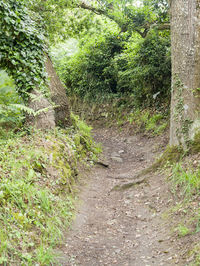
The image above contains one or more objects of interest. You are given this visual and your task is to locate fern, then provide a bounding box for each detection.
[0,71,55,128]
[9,104,36,116]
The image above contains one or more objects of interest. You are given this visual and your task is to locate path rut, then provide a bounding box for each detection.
[58,128,182,266]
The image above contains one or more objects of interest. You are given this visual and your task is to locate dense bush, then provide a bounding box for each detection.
[55,29,171,107]
[55,30,124,101]
[117,31,171,106]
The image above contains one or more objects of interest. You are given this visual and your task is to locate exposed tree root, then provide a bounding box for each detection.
[112,146,184,191]
[111,176,149,191]
[111,164,156,191]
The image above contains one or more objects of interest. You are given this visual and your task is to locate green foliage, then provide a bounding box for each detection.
[0,71,47,129]
[117,31,171,106]
[26,0,75,43]
[167,159,200,263]
[127,109,168,135]
[55,29,171,107]
[0,0,46,99]
[71,112,92,136]
[0,71,24,127]
[56,30,123,100]
[144,0,169,22]
[170,164,200,198]
[70,113,102,160]
[71,0,169,38]
[176,224,190,237]
[145,113,167,134]
[190,131,200,154]
[0,121,100,264]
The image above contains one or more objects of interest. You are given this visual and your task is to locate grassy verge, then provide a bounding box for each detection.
[70,95,169,136]
[160,134,200,264]
[0,114,101,265]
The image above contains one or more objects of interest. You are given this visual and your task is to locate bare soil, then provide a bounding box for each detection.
[58,128,195,265]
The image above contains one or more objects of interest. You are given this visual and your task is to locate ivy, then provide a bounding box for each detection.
[0,0,47,100]
[173,75,193,145]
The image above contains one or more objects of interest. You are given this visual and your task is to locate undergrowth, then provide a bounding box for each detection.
[0,114,100,265]
[70,95,169,136]
[163,132,200,264]
[0,70,24,128]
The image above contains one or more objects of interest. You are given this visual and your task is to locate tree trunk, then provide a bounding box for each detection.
[45,54,71,126]
[170,0,200,146]
[28,89,56,129]
[28,55,71,129]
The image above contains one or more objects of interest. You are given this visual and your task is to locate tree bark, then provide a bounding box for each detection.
[170,0,200,146]
[45,54,71,126]
[28,89,56,129]
[28,55,71,129]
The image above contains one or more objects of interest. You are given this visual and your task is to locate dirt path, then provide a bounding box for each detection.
[58,128,184,265]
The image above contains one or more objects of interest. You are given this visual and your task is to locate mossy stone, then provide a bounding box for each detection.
[153,145,184,169]
[190,131,200,154]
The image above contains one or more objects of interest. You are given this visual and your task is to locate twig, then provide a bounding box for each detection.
[95,161,109,168]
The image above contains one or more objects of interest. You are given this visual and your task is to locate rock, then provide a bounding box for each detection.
[111,152,119,157]
[111,156,123,163]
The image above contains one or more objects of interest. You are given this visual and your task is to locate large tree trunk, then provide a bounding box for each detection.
[170,0,200,146]
[45,54,71,126]
[28,55,71,129]
[28,89,56,129]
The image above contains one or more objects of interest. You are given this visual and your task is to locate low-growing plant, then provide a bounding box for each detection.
[70,112,102,160]
[188,244,200,265]
[170,164,200,199]
[190,130,200,154]
[127,109,168,135]
[176,224,190,237]
[0,70,24,127]
[154,145,184,169]
[0,115,100,264]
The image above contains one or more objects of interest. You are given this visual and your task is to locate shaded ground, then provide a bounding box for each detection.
[58,128,193,265]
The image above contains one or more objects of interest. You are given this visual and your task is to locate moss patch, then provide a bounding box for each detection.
[190,131,200,154]
[154,145,184,168]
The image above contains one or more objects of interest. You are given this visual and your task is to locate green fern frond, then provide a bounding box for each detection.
[10,104,36,115]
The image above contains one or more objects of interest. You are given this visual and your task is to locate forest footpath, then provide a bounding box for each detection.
[57,127,194,266]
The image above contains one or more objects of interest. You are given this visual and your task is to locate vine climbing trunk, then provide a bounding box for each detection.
[170,0,200,146]
[45,54,71,126]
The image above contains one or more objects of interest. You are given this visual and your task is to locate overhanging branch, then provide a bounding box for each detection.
[77,2,170,38]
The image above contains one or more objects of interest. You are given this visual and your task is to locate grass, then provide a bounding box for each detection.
[70,95,169,137]
[0,115,100,265]
[176,224,190,237]
[127,109,168,135]
[170,163,200,199]
[164,143,200,264]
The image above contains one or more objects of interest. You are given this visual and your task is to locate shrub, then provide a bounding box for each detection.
[0,70,24,128]
[117,31,171,107]
[56,31,123,101]
[54,29,171,108]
